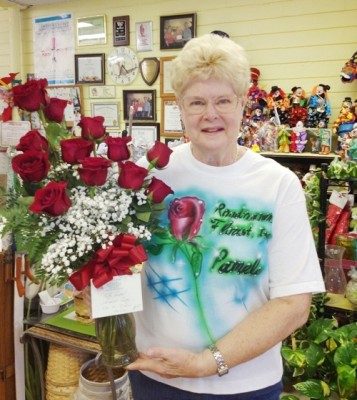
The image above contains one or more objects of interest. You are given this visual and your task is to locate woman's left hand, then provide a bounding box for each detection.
[126,347,215,379]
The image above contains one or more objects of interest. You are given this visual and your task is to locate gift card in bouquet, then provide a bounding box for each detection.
[91,274,143,318]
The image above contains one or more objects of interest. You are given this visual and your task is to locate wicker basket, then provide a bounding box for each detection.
[45,343,90,399]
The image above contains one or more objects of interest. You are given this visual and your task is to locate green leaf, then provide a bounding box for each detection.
[294,379,329,399]
[146,243,164,255]
[45,122,70,147]
[334,342,357,367]
[337,364,356,398]
[136,211,151,222]
[190,247,203,277]
[305,342,325,368]
[281,347,306,368]
[307,318,336,342]
[280,396,300,400]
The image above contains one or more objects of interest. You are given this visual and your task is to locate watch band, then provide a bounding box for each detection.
[208,344,229,377]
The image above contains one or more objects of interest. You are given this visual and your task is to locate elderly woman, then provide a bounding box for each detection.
[127,34,325,400]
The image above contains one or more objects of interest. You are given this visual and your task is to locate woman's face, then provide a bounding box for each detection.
[179,78,244,157]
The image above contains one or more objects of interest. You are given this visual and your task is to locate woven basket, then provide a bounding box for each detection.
[46,343,90,387]
[46,381,78,400]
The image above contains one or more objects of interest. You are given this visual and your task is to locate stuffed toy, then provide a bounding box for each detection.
[294,121,308,153]
[267,86,290,125]
[306,83,331,128]
[245,67,268,121]
[288,86,308,127]
[340,51,356,83]
[316,121,332,155]
[332,97,356,138]
[277,125,290,152]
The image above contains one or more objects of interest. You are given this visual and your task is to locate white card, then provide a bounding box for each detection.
[90,274,143,319]
[1,121,31,146]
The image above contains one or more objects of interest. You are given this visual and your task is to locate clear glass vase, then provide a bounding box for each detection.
[95,313,139,368]
[324,244,347,294]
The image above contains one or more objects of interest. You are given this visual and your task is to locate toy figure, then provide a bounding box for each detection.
[251,132,260,152]
[306,83,331,128]
[288,86,308,127]
[294,121,308,153]
[267,86,290,125]
[340,123,357,160]
[277,125,290,152]
[316,121,331,155]
[332,97,356,150]
[257,121,278,152]
[340,51,356,83]
[245,67,268,123]
[289,126,298,153]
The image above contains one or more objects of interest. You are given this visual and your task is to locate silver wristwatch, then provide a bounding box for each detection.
[208,344,229,377]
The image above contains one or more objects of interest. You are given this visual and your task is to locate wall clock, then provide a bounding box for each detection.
[107,47,139,84]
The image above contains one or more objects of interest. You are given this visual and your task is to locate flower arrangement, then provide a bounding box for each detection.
[0,77,173,293]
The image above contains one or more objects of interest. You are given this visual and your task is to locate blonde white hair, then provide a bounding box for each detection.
[171,33,251,99]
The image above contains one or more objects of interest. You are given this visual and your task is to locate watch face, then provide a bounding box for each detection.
[107,47,139,84]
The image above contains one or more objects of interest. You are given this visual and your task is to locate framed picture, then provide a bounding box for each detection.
[75,53,105,84]
[89,85,116,99]
[160,56,175,97]
[125,122,160,146]
[160,13,196,50]
[113,15,129,46]
[77,15,106,46]
[46,86,82,126]
[136,21,153,52]
[161,97,184,137]
[164,137,184,148]
[123,90,156,121]
[91,102,119,127]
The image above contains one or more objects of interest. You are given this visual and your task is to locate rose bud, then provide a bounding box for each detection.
[168,196,205,240]
[44,97,68,123]
[29,181,71,216]
[146,177,173,203]
[78,116,106,140]
[146,141,173,169]
[12,78,48,112]
[2,106,12,122]
[105,136,131,162]
[60,138,94,164]
[79,157,111,186]
[16,130,49,153]
[118,161,148,190]
[12,150,50,182]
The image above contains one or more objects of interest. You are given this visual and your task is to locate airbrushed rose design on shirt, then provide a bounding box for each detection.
[168,196,205,241]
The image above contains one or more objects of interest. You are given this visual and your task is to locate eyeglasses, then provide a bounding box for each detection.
[181,95,240,115]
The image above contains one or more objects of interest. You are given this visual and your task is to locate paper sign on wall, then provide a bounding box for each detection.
[91,274,143,319]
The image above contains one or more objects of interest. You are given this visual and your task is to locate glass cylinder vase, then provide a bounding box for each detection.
[324,244,347,294]
[95,313,138,368]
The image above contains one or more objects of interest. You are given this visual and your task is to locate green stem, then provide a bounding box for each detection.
[180,243,214,343]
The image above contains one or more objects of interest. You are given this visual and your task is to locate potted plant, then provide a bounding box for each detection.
[281,294,357,400]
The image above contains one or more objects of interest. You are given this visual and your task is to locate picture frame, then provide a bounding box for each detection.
[123,90,156,121]
[125,122,160,146]
[136,21,153,52]
[160,13,196,50]
[164,137,184,148]
[46,85,82,126]
[77,15,106,46]
[75,53,105,84]
[161,97,184,137]
[89,85,116,99]
[160,56,175,97]
[91,102,119,127]
[113,15,130,46]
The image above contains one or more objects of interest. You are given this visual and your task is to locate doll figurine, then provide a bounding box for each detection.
[289,126,298,153]
[277,125,290,152]
[245,67,268,122]
[306,83,331,128]
[340,51,356,83]
[267,86,290,125]
[288,86,308,127]
[332,97,356,137]
[294,121,308,153]
[316,121,331,155]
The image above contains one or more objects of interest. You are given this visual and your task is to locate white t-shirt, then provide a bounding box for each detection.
[135,143,325,394]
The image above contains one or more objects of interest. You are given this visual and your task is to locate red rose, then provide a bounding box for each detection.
[44,97,68,123]
[12,78,48,112]
[168,196,205,240]
[79,157,111,186]
[60,138,93,164]
[78,116,106,140]
[146,177,173,203]
[118,161,148,190]
[12,150,50,182]
[146,141,173,169]
[16,130,49,152]
[2,106,12,122]
[29,181,71,216]
[105,136,131,161]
